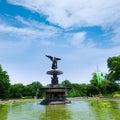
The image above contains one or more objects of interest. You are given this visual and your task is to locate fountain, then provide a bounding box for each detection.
[40,55,71,105]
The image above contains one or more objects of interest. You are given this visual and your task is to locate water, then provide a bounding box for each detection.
[0,100,120,120]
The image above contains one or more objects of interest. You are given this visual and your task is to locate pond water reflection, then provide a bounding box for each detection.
[0,100,120,120]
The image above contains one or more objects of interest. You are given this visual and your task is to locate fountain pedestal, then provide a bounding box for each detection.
[40,55,71,105]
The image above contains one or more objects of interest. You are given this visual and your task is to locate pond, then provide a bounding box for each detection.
[0,99,120,120]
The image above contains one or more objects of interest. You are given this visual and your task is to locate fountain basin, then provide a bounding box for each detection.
[47,70,63,75]
[40,87,71,105]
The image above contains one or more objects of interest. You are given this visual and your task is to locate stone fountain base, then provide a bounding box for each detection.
[40,87,71,105]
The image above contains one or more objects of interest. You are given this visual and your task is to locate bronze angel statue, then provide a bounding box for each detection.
[46,55,61,70]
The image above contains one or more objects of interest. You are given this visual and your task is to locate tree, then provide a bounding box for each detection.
[0,65,10,99]
[78,84,87,96]
[71,83,81,97]
[24,81,43,98]
[9,83,24,98]
[106,82,119,94]
[9,82,43,99]
[61,80,87,97]
[61,80,72,87]
[100,80,109,94]
[107,55,120,82]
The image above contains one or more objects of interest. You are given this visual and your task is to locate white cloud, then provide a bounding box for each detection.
[110,27,120,44]
[69,32,86,46]
[0,24,36,35]
[0,20,58,57]
[7,0,120,29]
[0,39,31,57]
[7,0,120,46]
[15,16,59,33]
[0,16,60,44]
[40,40,55,46]
[0,24,57,39]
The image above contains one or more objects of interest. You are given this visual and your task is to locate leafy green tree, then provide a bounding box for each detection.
[24,81,43,98]
[106,82,119,94]
[70,83,81,97]
[107,55,120,82]
[71,83,87,97]
[99,80,109,94]
[61,80,73,97]
[87,84,96,97]
[61,80,87,97]
[9,83,24,98]
[61,80,72,87]
[0,65,10,99]
[78,84,87,96]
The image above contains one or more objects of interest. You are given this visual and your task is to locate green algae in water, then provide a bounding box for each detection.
[0,100,120,120]
[89,100,120,120]
[0,104,10,120]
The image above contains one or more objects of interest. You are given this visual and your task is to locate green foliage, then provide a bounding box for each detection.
[106,82,119,94]
[107,55,120,82]
[9,83,24,98]
[112,92,120,98]
[0,65,10,99]
[71,83,87,96]
[99,80,109,94]
[61,80,87,97]
[61,80,72,87]
[24,81,43,98]
[9,81,43,98]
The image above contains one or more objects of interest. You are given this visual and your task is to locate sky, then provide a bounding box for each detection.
[0,0,120,85]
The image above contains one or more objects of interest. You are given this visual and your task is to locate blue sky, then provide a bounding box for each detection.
[0,0,120,85]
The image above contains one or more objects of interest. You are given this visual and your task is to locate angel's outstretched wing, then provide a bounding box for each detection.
[56,57,61,60]
[45,55,53,61]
